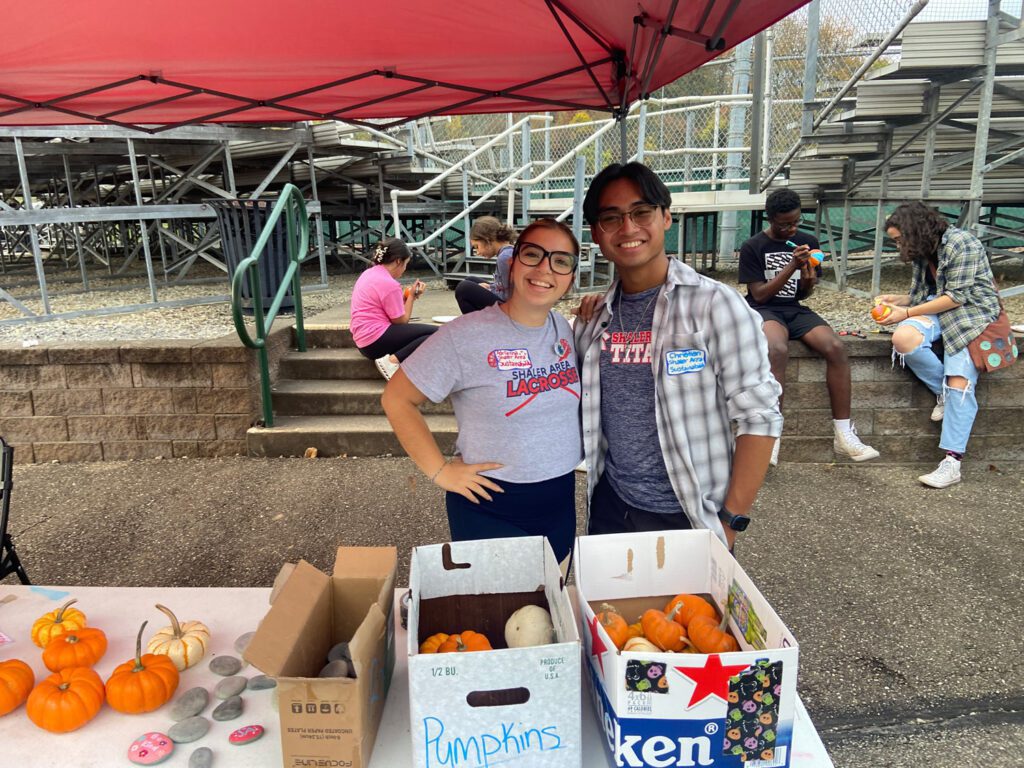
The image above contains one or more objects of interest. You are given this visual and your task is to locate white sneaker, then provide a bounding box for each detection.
[374,355,400,381]
[918,456,961,488]
[769,438,780,466]
[833,423,880,462]
[930,393,944,422]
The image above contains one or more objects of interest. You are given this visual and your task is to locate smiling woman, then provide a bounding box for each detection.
[381,218,583,565]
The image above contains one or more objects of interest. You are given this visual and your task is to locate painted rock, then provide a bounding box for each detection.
[214,676,247,700]
[212,695,243,721]
[228,724,264,745]
[233,631,255,655]
[188,747,214,768]
[318,659,355,679]
[128,732,174,765]
[208,655,242,676]
[247,675,276,691]
[170,687,210,721]
[168,716,209,744]
[327,641,351,663]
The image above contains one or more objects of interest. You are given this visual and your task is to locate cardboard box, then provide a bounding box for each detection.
[575,531,799,768]
[407,536,582,768]
[244,546,397,768]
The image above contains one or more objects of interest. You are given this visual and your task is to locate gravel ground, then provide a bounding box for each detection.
[2,257,1022,343]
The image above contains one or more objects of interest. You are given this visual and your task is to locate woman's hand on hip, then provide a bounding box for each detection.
[435,457,504,503]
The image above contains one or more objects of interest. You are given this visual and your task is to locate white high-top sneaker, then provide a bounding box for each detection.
[930,393,945,422]
[769,438,780,466]
[833,423,880,462]
[918,456,961,488]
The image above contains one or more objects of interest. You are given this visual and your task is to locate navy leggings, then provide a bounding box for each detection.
[445,471,576,562]
[357,322,437,362]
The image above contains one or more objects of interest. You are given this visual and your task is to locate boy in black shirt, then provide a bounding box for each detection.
[739,189,879,464]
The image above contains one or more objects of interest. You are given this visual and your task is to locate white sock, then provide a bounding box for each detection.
[834,418,852,434]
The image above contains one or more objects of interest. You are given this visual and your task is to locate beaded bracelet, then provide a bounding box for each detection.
[429,461,447,483]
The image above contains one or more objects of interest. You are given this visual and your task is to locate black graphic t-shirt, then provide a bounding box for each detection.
[738,230,821,308]
[599,286,681,514]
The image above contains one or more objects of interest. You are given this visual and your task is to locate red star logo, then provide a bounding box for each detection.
[588,614,611,677]
[675,655,750,708]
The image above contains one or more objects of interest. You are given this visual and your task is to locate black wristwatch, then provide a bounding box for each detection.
[718,508,751,532]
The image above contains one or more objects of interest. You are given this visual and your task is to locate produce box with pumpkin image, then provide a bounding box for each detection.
[575,531,799,768]
[406,536,582,768]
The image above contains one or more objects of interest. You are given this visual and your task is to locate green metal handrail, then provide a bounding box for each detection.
[231,184,308,428]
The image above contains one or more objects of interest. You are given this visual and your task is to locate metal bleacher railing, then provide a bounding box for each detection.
[230,184,309,428]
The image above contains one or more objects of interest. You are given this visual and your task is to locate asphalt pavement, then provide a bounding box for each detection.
[4,456,1023,767]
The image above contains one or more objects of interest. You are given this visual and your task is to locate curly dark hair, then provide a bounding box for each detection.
[884,202,948,264]
[766,188,801,219]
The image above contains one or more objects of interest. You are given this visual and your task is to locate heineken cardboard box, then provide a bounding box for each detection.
[407,536,582,768]
[244,546,397,768]
[574,531,799,768]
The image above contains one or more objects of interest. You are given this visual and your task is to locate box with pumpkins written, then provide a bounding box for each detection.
[243,546,397,768]
[406,536,582,768]
[575,530,799,768]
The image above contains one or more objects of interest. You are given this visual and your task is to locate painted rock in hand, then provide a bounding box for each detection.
[228,724,264,745]
[128,732,174,765]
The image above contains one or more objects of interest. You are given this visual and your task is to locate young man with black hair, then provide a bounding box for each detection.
[739,188,878,464]
[574,162,782,550]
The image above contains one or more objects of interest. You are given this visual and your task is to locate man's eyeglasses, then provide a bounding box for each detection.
[596,204,660,233]
[514,241,578,275]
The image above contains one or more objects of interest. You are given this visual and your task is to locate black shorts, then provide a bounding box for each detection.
[753,304,829,340]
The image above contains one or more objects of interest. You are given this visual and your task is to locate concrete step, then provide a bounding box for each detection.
[278,348,379,380]
[271,379,453,416]
[779,433,1023,465]
[247,414,458,458]
[299,326,356,349]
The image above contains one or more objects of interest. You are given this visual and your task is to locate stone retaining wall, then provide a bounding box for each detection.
[780,336,1023,464]
[1,332,1021,464]
[0,327,291,464]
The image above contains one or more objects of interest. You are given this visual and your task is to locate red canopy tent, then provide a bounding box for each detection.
[2,0,809,131]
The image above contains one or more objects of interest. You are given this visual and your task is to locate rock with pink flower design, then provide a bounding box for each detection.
[127,732,174,765]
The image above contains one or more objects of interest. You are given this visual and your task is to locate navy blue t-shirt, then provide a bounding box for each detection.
[599,286,681,514]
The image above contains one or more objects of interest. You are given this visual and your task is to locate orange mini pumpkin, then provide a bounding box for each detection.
[0,659,35,717]
[31,599,87,648]
[42,627,108,672]
[595,603,629,650]
[26,667,105,733]
[106,621,179,714]
[437,631,492,653]
[418,633,450,654]
[663,594,716,628]
[641,604,691,653]
[688,611,739,654]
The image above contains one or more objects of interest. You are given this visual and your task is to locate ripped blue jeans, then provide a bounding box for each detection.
[894,313,978,454]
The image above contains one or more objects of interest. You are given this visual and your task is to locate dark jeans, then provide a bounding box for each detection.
[455,278,500,314]
[445,471,576,562]
[588,472,692,535]
[357,322,437,362]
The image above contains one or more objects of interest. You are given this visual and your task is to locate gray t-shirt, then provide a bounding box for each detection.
[402,304,583,483]
[599,285,682,514]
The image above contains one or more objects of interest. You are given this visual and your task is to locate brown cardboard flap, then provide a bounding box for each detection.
[332,546,397,580]
[348,600,386,669]
[244,559,332,676]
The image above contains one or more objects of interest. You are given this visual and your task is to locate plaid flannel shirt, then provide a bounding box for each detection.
[909,227,1000,354]
[575,258,782,539]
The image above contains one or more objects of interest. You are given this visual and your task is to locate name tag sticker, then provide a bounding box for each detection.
[665,348,706,375]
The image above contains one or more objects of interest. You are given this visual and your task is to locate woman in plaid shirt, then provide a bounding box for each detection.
[874,202,1001,488]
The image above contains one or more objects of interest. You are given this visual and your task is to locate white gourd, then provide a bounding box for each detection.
[623,636,661,653]
[146,604,210,671]
[504,605,555,648]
